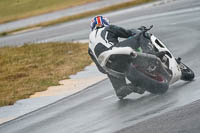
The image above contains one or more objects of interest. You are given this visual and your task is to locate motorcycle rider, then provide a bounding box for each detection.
[88,15,145,99]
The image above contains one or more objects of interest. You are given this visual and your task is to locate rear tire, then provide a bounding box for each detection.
[180,62,195,81]
[126,63,169,94]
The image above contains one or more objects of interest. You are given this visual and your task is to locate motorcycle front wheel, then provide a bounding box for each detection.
[179,62,195,81]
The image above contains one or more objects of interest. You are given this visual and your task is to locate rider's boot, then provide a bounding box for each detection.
[116,84,145,100]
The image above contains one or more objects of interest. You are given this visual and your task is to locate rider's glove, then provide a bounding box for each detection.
[130,29,139,36]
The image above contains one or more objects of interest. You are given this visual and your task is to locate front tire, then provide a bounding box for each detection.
[180,62,195,81]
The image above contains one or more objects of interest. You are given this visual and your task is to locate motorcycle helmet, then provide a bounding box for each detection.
[90,16,110,31]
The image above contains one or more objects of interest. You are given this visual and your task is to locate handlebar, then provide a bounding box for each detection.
[137,25,153,39]
[139,25,153,32]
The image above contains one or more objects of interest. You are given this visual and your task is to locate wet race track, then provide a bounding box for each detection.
[0,0,200,132]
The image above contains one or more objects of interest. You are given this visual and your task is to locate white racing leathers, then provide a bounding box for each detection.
[88,25,137,77]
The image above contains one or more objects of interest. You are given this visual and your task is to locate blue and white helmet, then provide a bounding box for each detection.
[90,16,110,31]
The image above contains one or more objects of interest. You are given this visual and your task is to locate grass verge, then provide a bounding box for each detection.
[0,42,92,107]
[0,0,155,37]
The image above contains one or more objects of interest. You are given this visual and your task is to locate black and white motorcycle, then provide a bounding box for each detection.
[100,25,195,94]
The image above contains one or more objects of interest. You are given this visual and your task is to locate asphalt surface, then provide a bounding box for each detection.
[118,100,200,133]
[0,0,200,132]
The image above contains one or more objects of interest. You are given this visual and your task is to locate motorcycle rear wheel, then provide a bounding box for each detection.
[126,63,169,94]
